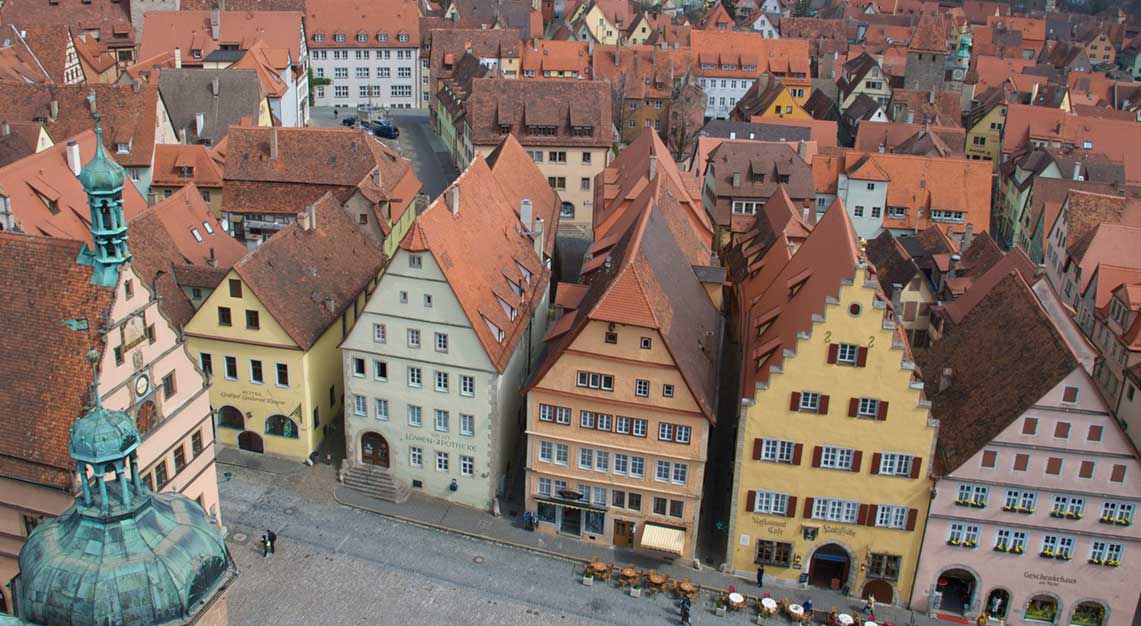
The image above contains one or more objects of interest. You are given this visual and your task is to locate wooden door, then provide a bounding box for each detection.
[361,432,389,467]
[613,520,635,548]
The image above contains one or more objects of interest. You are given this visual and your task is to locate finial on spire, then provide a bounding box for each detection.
[86,348,102,409]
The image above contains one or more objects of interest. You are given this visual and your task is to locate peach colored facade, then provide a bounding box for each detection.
[912,370,1141,626]
[525,321,710,559]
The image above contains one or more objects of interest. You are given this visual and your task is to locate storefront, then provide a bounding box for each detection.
[536,493,607,538]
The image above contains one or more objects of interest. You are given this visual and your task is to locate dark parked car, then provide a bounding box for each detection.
[370,119,399,139]
[341,115,358,127]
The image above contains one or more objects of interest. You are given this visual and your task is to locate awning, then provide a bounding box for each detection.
[534,497,605,513]
[640,523,686,556]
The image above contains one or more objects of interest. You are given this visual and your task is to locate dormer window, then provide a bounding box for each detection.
[203,221,214,234]
[179,166,194,178]
[752,172,765,183]
[334,34,345,43]
[721,64,736,70]
[378,33,388,42]
[497,296,517,321]
[526,125,556,136]
[357,34,367,43]
[516,261,532,285]
[192,49,203,59]
[398,33,409,42]
[499,123,511,134]
[483,316,505,343]
[314,34,325,43]
[191,228,203,242]
[1110,298,1128,326]
[115,142,130,153]
[571,125,593,137]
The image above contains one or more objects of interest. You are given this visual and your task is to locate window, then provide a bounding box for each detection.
[675,425,691,444]
[580,448,594,470]
[217,306,232,326]
[556,407,571,424]
[408,446,423,468]
[423,294,433,308]
[352,357,366,377]
[434,409,449,432]
[993,528,1025,553]
[836,343,859,364]
[1100,501,1134,525]
[374,360,388,381]
[353,395,367,416]
[407,328,420,348]
[580,411,595,429]
[161,373,176,400]
[798,392,821,412]
[878,453,914,476]
[1089,541,1124,565]
[407,405,422,427]
[154,460,169,488]
[1041,535,1074,559]
[658,423,675,441]
[655,460,671,481]
[875,505,908,529]
[435,451,449,472]
[811,498,859,523]
[1054,421,1071,438]
[981,450,997,468]
[867,553,901,581]
[947,523,980,545]
[434,371,449,392]
[762,439,796,463]
[538,477,552,496]
[632,419,648,437]
[460,455,474,477]
[595,451,609,471]
[435,333,448,352]
[630,456,645,478]
[407,366,422,387]
[857,398,880,418]
[672,463,688,484]
[854,205,865,218]
[662,384,675,398]
[615,416,630,434]
[374,323,387,343]
[375,399,388,420]
[755,540,793,567]
[1051,495,1085,518]
[275,363,289,387]
[224,356,238,381]
[820,446,854,470]
[752,491,789,515]
[539,441,553,462]
[555,443,569,465]
[399,291,408,304]
[614,454,628,475]
[1003,489,1037,513]
[250,360,264,384]
[173,445,186,472]
[547,176,566,190]
[955,484,989,507]
[228,279,242,298]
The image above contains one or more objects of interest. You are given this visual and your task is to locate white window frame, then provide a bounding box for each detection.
[434,409,449,432]
[753,491,789,514]
[761,439,795,463]
[375,398,388,420]
[409,446,422,467]
[820,446,854,470]
[460,414,474,436]
[879,453,914,476]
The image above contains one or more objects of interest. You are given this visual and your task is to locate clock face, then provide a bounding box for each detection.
[134,375,150,397]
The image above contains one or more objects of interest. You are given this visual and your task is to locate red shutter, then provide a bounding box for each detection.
[827,343,839,364]
[856,346,869,367]
[786,496,798,518]
[1079,460,1094,479]
[906,508,918,531]
[811,446,822,467]
[1111,464,1127,482]
[1088,425,1104,442]
[1046,457,1062,475]
[792,443,803,465]
[851,450,863,472]
[819,395,830,414]
[746,490,757,512]
[870,453,882,475]
[857,504,870,525]
[1021,417,1038,435]
[848,398,859,417]
[790,392,801,412]
[910,457,923,479]
[865,504,878,527]
[803,497,814,517]
[877,401,889,421]
[753,439,763,460]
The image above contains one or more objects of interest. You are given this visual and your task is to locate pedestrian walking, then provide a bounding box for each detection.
[680,603,691,625]
[757,565,765,588]
[260,534,269,558]
[266,530,276,555]
[803,599,813,615]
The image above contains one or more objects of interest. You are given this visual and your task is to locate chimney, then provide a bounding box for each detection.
[207,248,218,267]
[210,6,220,41]
[520,198,533,231]
[877,143,885,153]
[891,282,903,318]
[939,367,954,392]
[299,201,317,230]
[962,223,975,250]
[801,206,810,224]
[797,139,808,162]
[949,253,961,278]
[532,37,539,51]
[179,127,188,143]
[269,127,279,159]
[533,217,544,257]
[211,77,219,96]
[174,47,182,68]
[732,172,741,187]
[324,296,336,313]
[372,167,381,188]
[648,154,657,180]
[447,184,460,215]
[1,122,9,137]
[49,100,59,120]
[905,110,914,124]
[588,40,594,56]
[132,78,141,94]
[195,112,205,137]
[66,140,81,176]
[928,89,935,105]
[1072,161,1082,181]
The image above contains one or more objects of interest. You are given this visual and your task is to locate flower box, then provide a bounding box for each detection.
[955,499,970,506]
[1104,560,1120,567]
[1099,516,1115,524]
[972,500,987,508]
[963,541,978,548]
[1057,554,1071,561]
[1050,510,1065,518]
[1019,507,1035,514]
[1011,547,1024,555]
[1117,517,1131,526]
[948,539,961,546]
[583,574,594,586]
[994,545,1008,553]
[1040,550,1055,558]
[1003,505,1017,512]
[630,587,642,598]
[1089,558,1102,565]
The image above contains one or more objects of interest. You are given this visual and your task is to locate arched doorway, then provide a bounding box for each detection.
[936,568,977,614]
[135,400,157,435]
[237,431,264,453]
[1070,601,1106,626]
[217,405,244,430]
[985,589,1011,619]
[1025,594,1059,624]
[863,579,894,604]
[809,543,850,590]
[361,432,389,467]
[265,414,299,439]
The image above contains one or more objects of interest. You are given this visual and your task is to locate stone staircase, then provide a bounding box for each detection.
[341,464,411,504]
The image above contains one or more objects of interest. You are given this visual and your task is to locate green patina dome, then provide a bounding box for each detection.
[68,405,140,464]
[77,129,126,192]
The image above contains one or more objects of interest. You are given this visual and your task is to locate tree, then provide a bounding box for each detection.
[720,0,738,19]
[791,0,811,16]
[663,80,706,162]
[610,71,636,145]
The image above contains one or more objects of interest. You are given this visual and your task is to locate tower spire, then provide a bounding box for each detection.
[76,89,131,287]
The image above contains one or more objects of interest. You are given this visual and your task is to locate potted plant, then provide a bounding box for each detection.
[1003,504,1016,512]
[1088,557,1102,565]
[630,582,642,598]
[1117,516,1131,526]
[1019,507,1034,514]
[1011,546,1024,555]
[955,498,969,506]
[1040,549,1055,558]
[1105,560,1120,567]
[716,601,728,617]
[1050,509,1064,518]
[993,544,1008,553]
[972,499,986,508]
[964,540,977,548]
[1099,515,1114,524]
[948,538,961,546]
[1057,553,1071,561]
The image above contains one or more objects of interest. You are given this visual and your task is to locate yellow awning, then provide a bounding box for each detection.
[640,523,686,555]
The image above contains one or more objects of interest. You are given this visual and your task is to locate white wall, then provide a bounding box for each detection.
[838,175,889,239]
[698,75,756,119]
[311,46,421,110]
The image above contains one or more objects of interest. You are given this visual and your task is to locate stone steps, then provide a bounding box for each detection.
[343,464,410,504]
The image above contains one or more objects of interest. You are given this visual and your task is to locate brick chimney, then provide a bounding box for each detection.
[270,127,279,159]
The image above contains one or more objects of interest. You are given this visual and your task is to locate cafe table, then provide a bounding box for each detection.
[789,604,805,618]
[838,614,855,625]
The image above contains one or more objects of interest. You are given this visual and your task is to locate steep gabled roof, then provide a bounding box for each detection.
[941,246,1036,324]
[485,133,561,257]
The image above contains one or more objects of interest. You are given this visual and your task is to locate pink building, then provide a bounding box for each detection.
[914,273,1141,626]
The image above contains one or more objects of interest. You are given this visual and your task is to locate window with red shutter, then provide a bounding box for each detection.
[870,452,882,474]
[827,343,839,364]
[803,497,814,517]
[819,395,830,414]
[811,446,822,467]
[1062,386,1079,403]
[865,504,878,527]
[789,392,801,412]
[848,398,859,417]
[1088,425,1103,441]
[910,457,922,479]
[857,504,869,525]
[1013,453,1029,471]
[856,346,868,367]
[792,443,803,465]
[746,490,757,512]
[981,450,997,468]
[1045,457,1062,475]
[1110,464,1127,482]
[786,496,798,518]
[905,508,918,531]
[752,439,762,460]
[1022,417,1038,435]
[1054,422,1070,439]
[1078,460,1094,478]
[851,450,863,472]
[876,401,889,421]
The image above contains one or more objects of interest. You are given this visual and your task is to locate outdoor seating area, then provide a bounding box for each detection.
[582,558,700,599]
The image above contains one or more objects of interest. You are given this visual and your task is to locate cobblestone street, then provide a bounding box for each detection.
[220,462,772,626]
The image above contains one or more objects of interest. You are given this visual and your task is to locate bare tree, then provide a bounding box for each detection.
[663,79,705,162]
[610,71,635,145]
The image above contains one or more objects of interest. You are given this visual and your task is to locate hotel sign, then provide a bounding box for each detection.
[218,389,289,410]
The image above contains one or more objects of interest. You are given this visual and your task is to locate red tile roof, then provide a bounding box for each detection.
[306,0,420,47]
[485,134,561,257]
[1069,223,1141,302]
[854,121,965,157]
[520,39,591,76]
[590,44,694,101]
[940,246,1037,324]
[152,144,224,189]
[690,31,810,79]
[139,10,304,66]
[466,77,612,148]
[0,25,51,84]
[971,55,1036,93]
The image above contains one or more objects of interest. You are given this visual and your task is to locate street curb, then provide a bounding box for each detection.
[332,487,741,599]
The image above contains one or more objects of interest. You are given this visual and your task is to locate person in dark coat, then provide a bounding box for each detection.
[267,530,276,554]
[260,534,269,558]
[757,565,765,587]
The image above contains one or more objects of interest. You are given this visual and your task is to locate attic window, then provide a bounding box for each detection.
[571,126,593,137]
[754,338,781,372]
[398,34,409,42]
[334,34,346,43]
[115,142,130,153]
[378,34,388,42]
[203,221,214,235]
[314,34,325,43]
[516,261,532,285]
[192,49,203,59]
[1082,141,1093,150]
[483,316,505,343]
[357,34,367,43]
[721,64,736,70]
[743,64,756,71]
[499,123,511,134]
[179,166,194,178]
[507,279,523,298]
[787,268,812,297]
[754,306,781,338]
[498,296,517,321]
[751,172,765,183]
[526,125,557,136]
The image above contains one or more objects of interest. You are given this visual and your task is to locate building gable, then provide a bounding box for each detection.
[184,269,301,350]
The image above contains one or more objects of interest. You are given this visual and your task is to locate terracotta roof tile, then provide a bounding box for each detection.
[0,25,52,84]
[306,0,420,48]
[1069,223,1141,303]
[152,144,225,189]
[0,0,129,30]
[485,134,561,257]
[140,10,304,66]
[940,246,1037,324]
[466,78,611,148]
[855,121,965,157]
[691,30,810,78]
[909,13,949,52]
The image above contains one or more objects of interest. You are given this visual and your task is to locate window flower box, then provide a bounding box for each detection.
[993,545,1008,553]
[972,500,987,508]
[1003,505,1017,512]
[1099,516,1115,525]
[1104,560,1120,567]
[1117,516,1131,526]
[955,499,971,507]
[963,540,977,548]
[1088,557,1102,565]
[1040,550,1055,558]
[1065,511,1081,520]
[1050,510,1065,518]
[1057,554,1071,561]
[1018,507,1035,514]
[1011,546,1024,555]
[948,539,961,546]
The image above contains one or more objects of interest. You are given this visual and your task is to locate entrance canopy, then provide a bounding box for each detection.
[640,523,686,555]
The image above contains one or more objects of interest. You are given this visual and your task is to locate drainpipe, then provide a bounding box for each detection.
[906,484,936,611]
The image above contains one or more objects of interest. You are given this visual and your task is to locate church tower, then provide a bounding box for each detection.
[76,93,132,288]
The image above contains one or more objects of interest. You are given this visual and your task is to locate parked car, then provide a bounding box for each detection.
[341,115,358,127]
[370,119,399,139]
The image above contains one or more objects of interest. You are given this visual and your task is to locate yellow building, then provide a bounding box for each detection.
[724,201,936,604]
[1081,29,1116,66]
[965,92,1009,162]
[185,196,387,460]
[737,76,813,121]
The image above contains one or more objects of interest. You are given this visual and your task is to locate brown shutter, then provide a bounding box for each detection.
[877,401,889,421]
[792,443,803,465]
[746,490,757,512]
[803,497,814,517]
[906,508,918,531]
[819,395,830,414]
[1054,422,1071,438]
[857,504,870,525]
[903,301,918,321]
[856,346,869,367]
[1046,457,1062,475]
[827,343,839,364]
[811,446,822,467]
[1078,460,1094,479]
[910,456,923,479]
[870,453,882,475]
[981,450,997,468]
[865,504,878,527]
[786,496,798,518]
[1021,417,1038,435]
[848,398,859,417]
[752,439,763,460]
[790,392,801,412]
[1088,425,1103,442]
[851,450,863,472]
[1111,464,1127,482]
[1013,453,1029,471]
